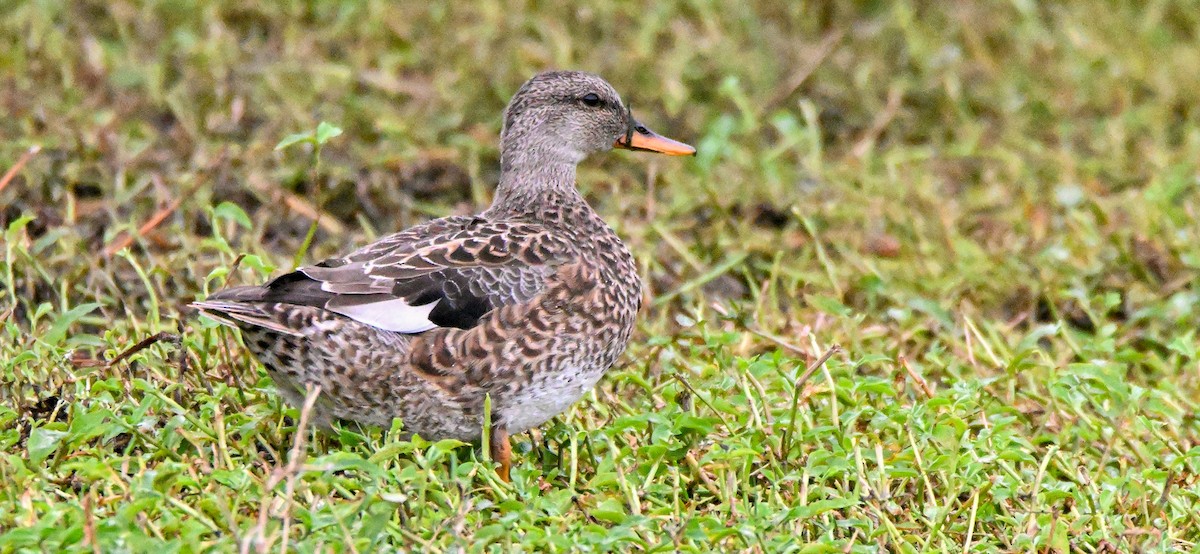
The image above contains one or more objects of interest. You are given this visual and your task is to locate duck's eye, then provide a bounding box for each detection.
[581,93,603,107]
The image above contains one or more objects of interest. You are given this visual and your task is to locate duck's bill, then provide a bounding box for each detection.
[615,124,696,156]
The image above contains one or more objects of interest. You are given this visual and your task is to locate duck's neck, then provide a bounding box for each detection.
[488,148,584,216]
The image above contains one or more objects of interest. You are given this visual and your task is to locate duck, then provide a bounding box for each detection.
[192,70,694,481]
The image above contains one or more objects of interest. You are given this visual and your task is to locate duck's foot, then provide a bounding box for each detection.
[489,424,512,482]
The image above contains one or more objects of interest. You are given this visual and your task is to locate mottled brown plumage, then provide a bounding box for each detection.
[192,71,694,480]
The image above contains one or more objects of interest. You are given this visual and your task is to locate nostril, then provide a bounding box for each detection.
[635,125,648,135]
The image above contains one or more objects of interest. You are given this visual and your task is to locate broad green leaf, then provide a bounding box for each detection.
[42,303,100,346]
[27,427,68,465]
[237,254,275,277]
[792,497,857,518]
[590,498,627,524]
[798,544,842,554]
[805,294,852,317]
[5,214,35,241]
[275,131,313,151]
[67,408,112,446]
[314,121,343,144]
[212,201,252,229]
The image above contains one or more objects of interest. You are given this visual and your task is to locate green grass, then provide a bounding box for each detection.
[3,1,1200,551]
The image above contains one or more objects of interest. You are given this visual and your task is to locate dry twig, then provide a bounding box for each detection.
[102,177,206,257]
[780,344,842,459]
[243,384,322,554]
[851,86,904,159]
[767,30,845,109]
[899,354,934,399]
[107,332,180,368]
[0,145,41,194]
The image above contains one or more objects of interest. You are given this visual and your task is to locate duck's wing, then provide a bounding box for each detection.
[198,217,580,334]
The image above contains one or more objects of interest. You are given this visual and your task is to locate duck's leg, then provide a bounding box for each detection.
[489,424,512,482]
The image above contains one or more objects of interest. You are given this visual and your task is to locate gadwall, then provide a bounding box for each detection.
[193,71,694,481]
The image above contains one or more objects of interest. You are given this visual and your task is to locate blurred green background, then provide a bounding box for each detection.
[2,1,1199,551]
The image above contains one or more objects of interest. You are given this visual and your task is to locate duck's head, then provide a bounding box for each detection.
[500,71,695,168]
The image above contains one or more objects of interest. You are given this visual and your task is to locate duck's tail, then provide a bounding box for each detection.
[190,287,304,337]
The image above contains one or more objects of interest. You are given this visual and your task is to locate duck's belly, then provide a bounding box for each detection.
[501,360,609,433]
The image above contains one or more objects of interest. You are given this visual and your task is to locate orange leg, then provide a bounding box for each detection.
[489,424,512,482]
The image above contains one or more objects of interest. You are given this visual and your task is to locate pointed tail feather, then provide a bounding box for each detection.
[190,296,304,337]
[203,285,271,303]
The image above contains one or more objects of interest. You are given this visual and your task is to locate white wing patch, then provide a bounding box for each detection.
[326,297,440,333]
